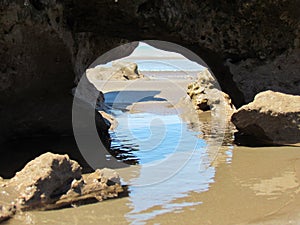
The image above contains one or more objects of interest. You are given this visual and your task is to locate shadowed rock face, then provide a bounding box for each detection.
[0,1,299,158]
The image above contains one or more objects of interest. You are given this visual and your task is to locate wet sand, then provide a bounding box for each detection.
[5,76,300,225]
[6,146,300,225]
[93,78,193,107]
[149,146,300,225]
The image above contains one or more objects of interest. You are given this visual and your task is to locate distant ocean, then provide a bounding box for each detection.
[134,59,205,72]
[94,43,206,81]
[95,58,204,80]
[98,59,205,72]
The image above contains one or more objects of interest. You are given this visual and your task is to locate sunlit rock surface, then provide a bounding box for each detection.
[0,205,15,223]
[1,153,126,214]
[187,69,235,118]
[87,62,143,81]
[231,90,300,146]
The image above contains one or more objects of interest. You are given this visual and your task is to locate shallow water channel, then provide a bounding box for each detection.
[107,107,217,223]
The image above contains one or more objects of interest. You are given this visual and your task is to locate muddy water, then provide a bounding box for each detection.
[6,146,300,225]
[5,78,300,225]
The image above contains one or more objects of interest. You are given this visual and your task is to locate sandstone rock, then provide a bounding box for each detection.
[187,69,235,118]
[99,111,119,131]
[87,61,143,81]
[5,152,126,211]
[45,169,124,210]
[228,49,300,103]
[0,0,298,148]
[112,61,143,80]
[0,205,15,223]
[1,0,299,177]
[10,152,82,210]
[231,90,300,146]
[88,168,121,185]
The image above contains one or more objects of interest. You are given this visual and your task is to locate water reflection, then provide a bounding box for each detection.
[109,110,219,224]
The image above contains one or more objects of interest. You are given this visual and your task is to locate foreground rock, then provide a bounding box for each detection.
[231,90,300,146]
[87,61,144,81]
[0,205,15,223]
[187,69,235,118]
[3,153,126,212]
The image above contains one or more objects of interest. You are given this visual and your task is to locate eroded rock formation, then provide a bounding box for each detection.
[87,62,144,81]
[231,90,300,146]
[0,205,15,223]
[0,152,126,215]
[187,69,235,117]
[0,0,299,168]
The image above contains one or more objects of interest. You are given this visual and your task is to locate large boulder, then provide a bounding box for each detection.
[231,90,300,146]
[87,61,143,81]
[4,152,126,211]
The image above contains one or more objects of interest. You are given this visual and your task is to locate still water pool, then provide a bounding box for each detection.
[107,107,219,224]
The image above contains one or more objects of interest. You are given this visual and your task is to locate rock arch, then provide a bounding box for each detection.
[0,0,299,176]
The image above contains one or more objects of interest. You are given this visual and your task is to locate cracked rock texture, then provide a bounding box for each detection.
[0,0,299,157]
[1,153,126,213]
[187,69,235,117]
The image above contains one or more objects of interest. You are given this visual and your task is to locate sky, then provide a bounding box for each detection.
[128,42,187,59]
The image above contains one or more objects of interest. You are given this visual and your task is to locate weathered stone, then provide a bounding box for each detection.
[231,90,300,146]
[87,62,143,81]
[0,205,15,223]
[10,152,82,210]
[86,168,121,185]
[228,49,300,103]
[42,169,124,210]
[0,0,299,173]
[5,153,126,211]
[187,69,235,118]
[99,111,119,131]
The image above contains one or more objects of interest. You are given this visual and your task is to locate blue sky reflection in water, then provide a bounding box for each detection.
[105,42,217,224]
[109,111,216,224]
